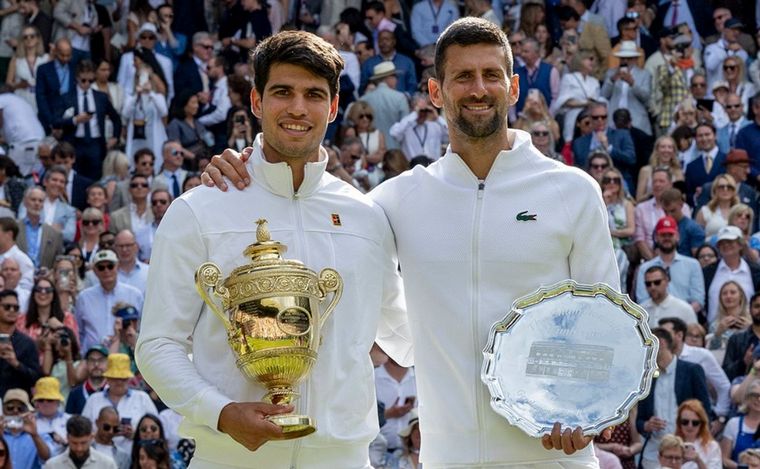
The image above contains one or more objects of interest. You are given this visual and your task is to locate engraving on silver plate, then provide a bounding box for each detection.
[482,280,659,438]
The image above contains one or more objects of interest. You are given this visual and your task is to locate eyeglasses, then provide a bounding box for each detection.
[512,39,523,46]
[748,392,760,400]
[82,219,102,226]
[691,82,706,88]
[590,164,609,170]
[95,263,116,272]
[115,243,135,250]
[139,35,156,41]
[698,253,716,260]
[1,303,20,311]
[23,34,37,40]
[140,424,159,433]
[645,279,663,287]
[101,423,118,433]
[679,418,701,427]
[531,130,550,137]
[724,65,737,71]
[152,199,169,206]
[3,404,25,413]
[130,182,150,189]
[602,177,621,185]
[358,114,373,120]
[725,104,742,109]
[591,115,608,120]
[79,78,93,84]
[33,286,54,294]
[716,184,735,191]
[199,44,213,50]
[737,213,751,219]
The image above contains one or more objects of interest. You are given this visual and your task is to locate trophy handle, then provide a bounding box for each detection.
[194,262,231,329]
[317,268,342,328]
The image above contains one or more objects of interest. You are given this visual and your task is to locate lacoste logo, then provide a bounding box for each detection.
[516,211,537,221]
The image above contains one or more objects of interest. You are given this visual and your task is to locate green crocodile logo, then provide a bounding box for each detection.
[516,210,537,221]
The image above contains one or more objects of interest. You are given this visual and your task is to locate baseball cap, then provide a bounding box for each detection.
[716,225,743,243]
[655,216,678,235]
[92,249,118,265]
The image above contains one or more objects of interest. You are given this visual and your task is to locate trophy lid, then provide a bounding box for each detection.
[243,219,289,261]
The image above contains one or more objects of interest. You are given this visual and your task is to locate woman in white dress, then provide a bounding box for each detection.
[5,25,48,112]
[551,50,601,143]
[696,174,739,238]
[122,49,168,167]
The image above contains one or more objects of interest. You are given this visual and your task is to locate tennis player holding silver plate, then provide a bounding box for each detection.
[482,280,659,438]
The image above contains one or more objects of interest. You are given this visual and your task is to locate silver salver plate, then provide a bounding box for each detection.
[481,280,659,438]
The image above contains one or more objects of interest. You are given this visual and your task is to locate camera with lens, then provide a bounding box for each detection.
[133,119,147,140]
[4,415,23,430]
[58,330,70,347]
[234,115,246,125]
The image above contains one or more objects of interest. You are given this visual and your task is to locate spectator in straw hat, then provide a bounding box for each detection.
[2,388,51,467]
[361,61,410,150]
[80,353,157,454]
[602,40,653,136]
[32,376,70,457]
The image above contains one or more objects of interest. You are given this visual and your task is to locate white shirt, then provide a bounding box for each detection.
[643,358,679,463]
[42,447,117,469]
[679,343,731,417]
[116,51,175,102]
[374,365,417,450]
[197,76,231,127]
[0,92,45,143]
[704,38,750,91]
[128,203,151,235]
[641,294,698,328]
[708,258,755,324]
[389,112,448,161]
[75,87,100,138]
[135,134,412,467]
[0,244,35,291]
[36,411,71,456]
[43,198,59,226]
[81,388,158,454]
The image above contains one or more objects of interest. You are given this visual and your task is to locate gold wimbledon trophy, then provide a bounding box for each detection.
[194,219,342,439]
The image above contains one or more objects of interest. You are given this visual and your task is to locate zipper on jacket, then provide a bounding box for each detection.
[290,192,306,469]
[472,180,486,460]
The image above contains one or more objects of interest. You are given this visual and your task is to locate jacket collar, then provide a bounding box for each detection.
[246,133,328,198]
[437,128,534,186]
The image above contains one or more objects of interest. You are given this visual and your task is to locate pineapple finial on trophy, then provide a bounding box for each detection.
[255,219,270,242]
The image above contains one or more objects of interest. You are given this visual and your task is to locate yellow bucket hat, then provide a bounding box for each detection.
[103,353,134,379]
[33,377,65,402]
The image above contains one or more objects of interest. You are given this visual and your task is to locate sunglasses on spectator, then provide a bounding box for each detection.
[1,303,20,311]
[140,424,159,432]
[23,33,37,39]
[96,263,116,272]
[691,82,706,88]
[79,78,93,84]
[139,35,156,40]
[716,184,735,190]
[645,279,663,287]
[33,286,54,294]
[602,177,621,185]
[531,130,549,137]
[590,163,608,170]
[102,423,118,433]
[199,44,213,50]
[748,392,760,400]
[679,418,701,427]
[152,199,169,206]
[3,404,25,412]
[358,114,373,120]
[82,219,102,226]
[591,115,607,120]
[725,104,742,109]
[724,65,737,71]
[130,182,150,188]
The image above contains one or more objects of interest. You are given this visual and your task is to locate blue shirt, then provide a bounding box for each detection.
[410,0,460,47]
[4,429,48,469]
[75,282,144,351]
[736,122,760,181]
[23,219,42,268]
[636,253,705,307]
[360,53,418,95]
[53,61,70,96]
[677,217,706,257]
[117,261,149,295]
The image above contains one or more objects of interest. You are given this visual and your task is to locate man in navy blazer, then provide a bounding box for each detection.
[572,102,636,187]
[174,32,214,97]
[52,141,94,212]
[652,0,716,46]
[685,123,726,205]
[53,60,121,181]
[35,38,78,134]
[636,327,712,467]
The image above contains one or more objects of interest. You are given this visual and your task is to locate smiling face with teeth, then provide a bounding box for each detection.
[251,62,339,166]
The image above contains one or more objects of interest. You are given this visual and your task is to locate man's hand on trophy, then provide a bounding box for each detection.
[218,402,294,451]
[202,148,253,191]
[540,422,612,455]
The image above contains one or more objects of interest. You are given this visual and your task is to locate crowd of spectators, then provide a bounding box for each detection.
[3,0,760,467]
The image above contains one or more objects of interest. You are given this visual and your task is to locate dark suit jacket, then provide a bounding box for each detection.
[174,58,204,97]
[685,151,727,205]
[70,172,94,211]
[4,178,27,216]
[29,12,53,52]
[652,0,716,41]
[54,88,122,142]
[636,358,712,435]
[16,220,64,269]
[572,128,636,184]
[35,60,77,132]
[703,261,760,316]
[723,328,760,381]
